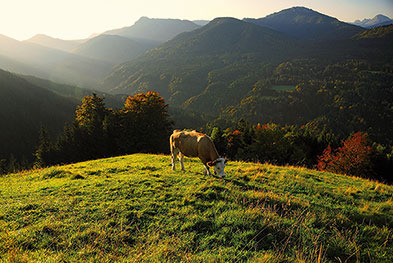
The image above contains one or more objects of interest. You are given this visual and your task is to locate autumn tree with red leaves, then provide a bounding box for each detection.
[317,132,373,178]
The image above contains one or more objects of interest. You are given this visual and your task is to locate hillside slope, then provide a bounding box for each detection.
[0,69,78,161]
[25,34,86,52]
[0,34,112,89]
[1,154,392,262]
[19,74,126,109]
[71,34,158,64]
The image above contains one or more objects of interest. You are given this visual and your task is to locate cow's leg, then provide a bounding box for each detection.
[171,148,179,171]
[179,152,185,171]
[203,164,211,176]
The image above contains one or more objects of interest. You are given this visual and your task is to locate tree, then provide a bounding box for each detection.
[317,132,373,178]
[210,127,226,155]
[34,126,52,167]
[0,159,7,175]
[74,94,113,159]
[75,93,108,129]
[121,92,173,153]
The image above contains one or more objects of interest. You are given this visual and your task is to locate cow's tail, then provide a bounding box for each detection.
[169,134,174,154]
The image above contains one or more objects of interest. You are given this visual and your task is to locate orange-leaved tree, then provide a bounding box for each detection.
[317,132,373,178]
[121,91,173,153]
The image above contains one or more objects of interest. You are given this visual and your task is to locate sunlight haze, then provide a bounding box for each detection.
[1,0,393,40]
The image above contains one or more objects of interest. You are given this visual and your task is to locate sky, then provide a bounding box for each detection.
[1,0,393,40]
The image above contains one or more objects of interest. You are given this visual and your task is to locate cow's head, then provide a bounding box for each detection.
[207,158,227,178]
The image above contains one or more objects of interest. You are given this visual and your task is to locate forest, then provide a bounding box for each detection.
[2,88,390,184]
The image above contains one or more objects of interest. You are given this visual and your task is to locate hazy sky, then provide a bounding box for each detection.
[1,0,393,40]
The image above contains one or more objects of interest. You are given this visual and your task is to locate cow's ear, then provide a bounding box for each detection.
[207,161,214,167]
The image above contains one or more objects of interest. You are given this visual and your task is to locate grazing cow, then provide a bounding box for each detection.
[170,130,227,177]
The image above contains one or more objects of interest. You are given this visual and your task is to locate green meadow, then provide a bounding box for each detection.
[0,154,392,262]
[271,85,297,92]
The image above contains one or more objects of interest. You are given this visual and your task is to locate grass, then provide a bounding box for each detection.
[0,154,392,262]
[271,85,296,92]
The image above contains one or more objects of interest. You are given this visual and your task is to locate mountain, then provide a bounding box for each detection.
[192,20,210,26]
[25,34,86,52]
[157,17,298,55]
[102,17,300,114]
[104,16,200,42]
[71,34,158,64]
[244,6,364,40]
[0,69,78,161]
[100,12,392,146]
[0,34,112,89]
[353,14,393,28]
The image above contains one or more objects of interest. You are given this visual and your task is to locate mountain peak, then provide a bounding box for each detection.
[29,34,49,40]
[104,17,200,42]
[352,14,392,28]
[24,34,86,52]
[244,6,362,40]
[262,6,337,22]
[374,14,391,21]
[274,6,317,14]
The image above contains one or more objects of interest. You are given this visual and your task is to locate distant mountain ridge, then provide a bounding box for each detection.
[0,34,112,89]
[71,34,158,64]
[192,20,210,26]
[25,34,86,52]
[104,17,200,42]
[244,6,364,40]
[353,14,393,28]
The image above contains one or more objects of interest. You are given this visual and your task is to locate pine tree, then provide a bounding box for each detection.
[34,126,52,167]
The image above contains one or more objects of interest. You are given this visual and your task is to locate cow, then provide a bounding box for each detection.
[170,130,227,177]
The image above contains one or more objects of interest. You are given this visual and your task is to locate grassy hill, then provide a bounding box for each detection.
[1,154,392,262]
